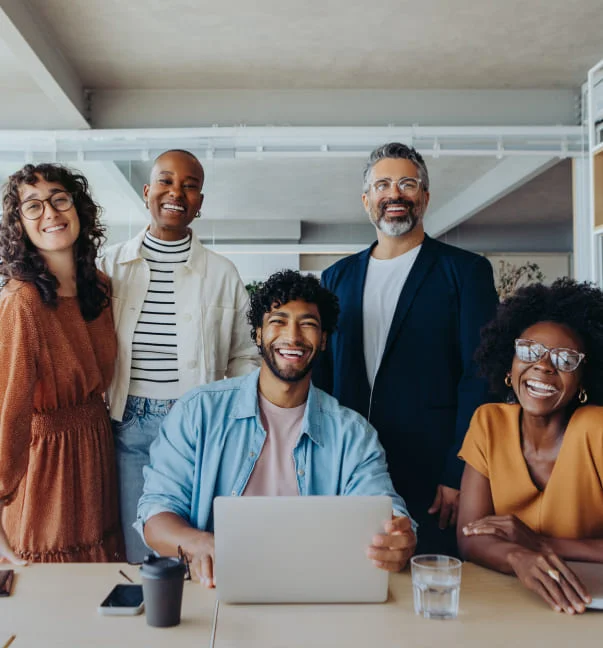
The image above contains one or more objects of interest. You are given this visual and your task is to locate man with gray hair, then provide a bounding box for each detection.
[313,142,498,555]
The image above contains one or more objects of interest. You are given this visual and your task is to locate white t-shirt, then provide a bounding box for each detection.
[362,245,422,387]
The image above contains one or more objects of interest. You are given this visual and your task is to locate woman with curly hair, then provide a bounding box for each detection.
[457,278,603,614]
[0,163,123,563]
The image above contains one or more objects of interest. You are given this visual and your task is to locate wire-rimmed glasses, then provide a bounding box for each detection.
[369,176,423,196]
[514,338,586,372]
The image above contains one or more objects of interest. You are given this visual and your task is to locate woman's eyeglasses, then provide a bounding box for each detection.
[514,338,586,373]
[19,191,74,221]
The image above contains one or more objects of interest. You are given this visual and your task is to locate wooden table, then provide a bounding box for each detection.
[1,562,601,647]
[0,563,216,647]
[213,563,603,648]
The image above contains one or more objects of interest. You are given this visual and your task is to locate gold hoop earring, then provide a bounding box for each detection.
[504,374,512,388]
[578,387,588,404]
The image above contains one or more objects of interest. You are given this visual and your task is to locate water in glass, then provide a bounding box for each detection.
[411,554,462,619]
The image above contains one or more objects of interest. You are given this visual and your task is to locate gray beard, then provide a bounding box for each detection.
[374,213,417,237]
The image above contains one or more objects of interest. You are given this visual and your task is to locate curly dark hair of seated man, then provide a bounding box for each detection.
[476,278,603,405]
[247,270,340,344]
[0,163,109,321]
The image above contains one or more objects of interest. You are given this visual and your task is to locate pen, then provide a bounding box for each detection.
[119,569,134,584]
[2,635,16,648]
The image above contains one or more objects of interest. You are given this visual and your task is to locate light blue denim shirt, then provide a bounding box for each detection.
[136,369,416,538]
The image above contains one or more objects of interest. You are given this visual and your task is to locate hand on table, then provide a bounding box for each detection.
[507,548,591,614]
[186,531,216,589]
[462,514,547,552]
[367,515,416,572]
[462,514,591,613]
[0,503,27,566]
[428,485,459,529]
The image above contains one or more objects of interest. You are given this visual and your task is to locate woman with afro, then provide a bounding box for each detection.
[458,278,603,614]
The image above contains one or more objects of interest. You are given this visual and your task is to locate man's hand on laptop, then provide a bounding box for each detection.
[187,531,216,588]
[366,515,416,572]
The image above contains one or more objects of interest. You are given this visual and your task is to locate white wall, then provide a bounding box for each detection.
[217,252,300,285]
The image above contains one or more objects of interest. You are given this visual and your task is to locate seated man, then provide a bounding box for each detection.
[136,270,416,587]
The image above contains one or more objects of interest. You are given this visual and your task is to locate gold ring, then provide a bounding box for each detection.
[547,568,561,583]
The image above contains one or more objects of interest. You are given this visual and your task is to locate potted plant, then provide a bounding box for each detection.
[496,260,545,301]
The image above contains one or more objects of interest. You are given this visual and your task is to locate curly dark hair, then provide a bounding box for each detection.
[476,278,603,405]
[247,270,339,343]
[0,163,109,320]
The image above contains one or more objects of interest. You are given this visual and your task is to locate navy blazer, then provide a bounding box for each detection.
[313,235,498,550]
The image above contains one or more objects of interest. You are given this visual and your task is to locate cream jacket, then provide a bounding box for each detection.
[98,227,260,421]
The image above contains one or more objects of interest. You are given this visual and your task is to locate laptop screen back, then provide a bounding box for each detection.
[567,561,603,609]
[214,495,392,604]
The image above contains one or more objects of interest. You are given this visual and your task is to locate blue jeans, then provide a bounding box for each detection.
[112,395,176,563]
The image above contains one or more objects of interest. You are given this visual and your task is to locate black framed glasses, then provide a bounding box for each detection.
[177,545,192,581]
[514,338,586,373]
[19,191,74,221]
[369,176,423,196]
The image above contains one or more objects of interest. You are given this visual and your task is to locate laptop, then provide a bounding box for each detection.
[213,495,392,604]
[568,561,603,610]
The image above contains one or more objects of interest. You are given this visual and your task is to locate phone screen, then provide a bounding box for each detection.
[100,584,144,608]
[0,570,14,597]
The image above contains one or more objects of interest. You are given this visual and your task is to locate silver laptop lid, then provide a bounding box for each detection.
[567,561,603,610]
[214,495,392,604]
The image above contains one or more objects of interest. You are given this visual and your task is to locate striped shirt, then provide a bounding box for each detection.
[128,230,191,400]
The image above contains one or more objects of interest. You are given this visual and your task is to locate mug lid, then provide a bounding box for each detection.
[140,554,186,578]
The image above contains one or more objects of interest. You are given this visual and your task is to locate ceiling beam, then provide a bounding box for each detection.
[425,156,557,238]
[0,0,87,127]
[0,3,149,225]
[77,161,148,223]
[0,125,585,160]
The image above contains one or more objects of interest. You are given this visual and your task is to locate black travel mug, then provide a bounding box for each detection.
[140,554,186,627]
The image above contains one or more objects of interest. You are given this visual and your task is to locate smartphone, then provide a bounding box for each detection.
[98,583,144,616]
[0,570,14,597]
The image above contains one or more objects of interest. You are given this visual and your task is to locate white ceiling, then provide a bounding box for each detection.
[470,159,572,226]
[0,39,35,89]
[0,0,597,250]
[22,0,603,90]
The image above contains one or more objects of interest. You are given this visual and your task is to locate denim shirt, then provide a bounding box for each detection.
[136,369,416,538]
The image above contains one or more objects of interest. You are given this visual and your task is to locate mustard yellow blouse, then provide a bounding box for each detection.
[459,403,603,539]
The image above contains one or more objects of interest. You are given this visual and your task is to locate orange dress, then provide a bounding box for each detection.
[459,403,603,539]
[0,280,124,561]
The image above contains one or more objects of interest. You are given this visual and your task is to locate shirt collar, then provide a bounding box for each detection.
[115,225,207,277]
[231,368,324,447]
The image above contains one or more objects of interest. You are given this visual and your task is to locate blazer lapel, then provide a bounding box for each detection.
[380,235,438,362]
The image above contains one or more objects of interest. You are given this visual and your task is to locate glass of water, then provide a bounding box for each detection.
[411,554,462,619]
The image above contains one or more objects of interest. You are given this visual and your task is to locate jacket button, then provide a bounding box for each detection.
[298,469,305,477]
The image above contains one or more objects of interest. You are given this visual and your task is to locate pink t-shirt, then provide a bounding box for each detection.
[243,392,305,496]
